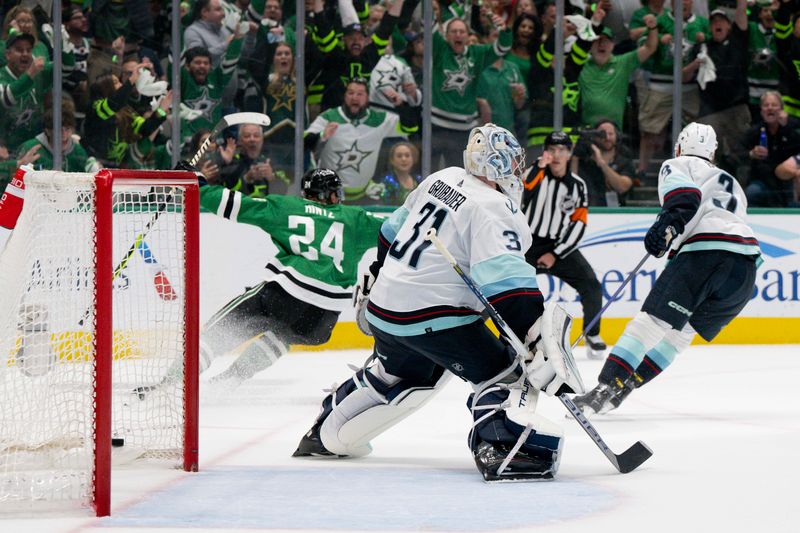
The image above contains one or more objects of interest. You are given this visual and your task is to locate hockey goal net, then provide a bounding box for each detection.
[0,169,199,516]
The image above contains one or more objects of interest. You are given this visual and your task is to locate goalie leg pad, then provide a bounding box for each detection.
[469,375,564,481]
[316,359,450,457]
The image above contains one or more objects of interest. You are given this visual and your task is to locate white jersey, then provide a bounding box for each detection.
[306,106,405,196]
[658,157,760,258]
[366,167,539,336]
[368,55,421,111]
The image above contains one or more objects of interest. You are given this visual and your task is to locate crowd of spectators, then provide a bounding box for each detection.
[1,0,800,207]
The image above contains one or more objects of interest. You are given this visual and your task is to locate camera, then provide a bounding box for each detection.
[572,129,606,159]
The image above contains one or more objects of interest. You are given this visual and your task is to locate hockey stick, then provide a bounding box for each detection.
[572,225,675,349]
[424,228,652,474]
[571,252,650,350]
[189,112,270,166]
[77,112,271,326]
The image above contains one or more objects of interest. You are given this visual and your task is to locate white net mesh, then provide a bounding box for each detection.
[0,171,190,512]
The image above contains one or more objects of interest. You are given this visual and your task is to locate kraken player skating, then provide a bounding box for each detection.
[574,123,761,414]
[294,124,584,481]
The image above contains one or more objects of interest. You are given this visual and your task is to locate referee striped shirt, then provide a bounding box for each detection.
[520,164,589,259]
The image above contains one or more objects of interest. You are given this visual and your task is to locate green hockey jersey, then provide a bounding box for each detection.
[200,185,384,310]
[180,38,242,142]
[431,28,512,130]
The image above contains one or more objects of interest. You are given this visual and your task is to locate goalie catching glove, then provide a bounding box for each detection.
[523,303,586,396]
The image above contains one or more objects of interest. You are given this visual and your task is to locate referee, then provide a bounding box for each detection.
[520,131,606,359]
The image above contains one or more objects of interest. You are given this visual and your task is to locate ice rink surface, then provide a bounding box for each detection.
[6,344,799,533]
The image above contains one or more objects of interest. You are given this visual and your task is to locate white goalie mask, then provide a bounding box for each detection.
[464,124,526,205]
[674,122,717,161]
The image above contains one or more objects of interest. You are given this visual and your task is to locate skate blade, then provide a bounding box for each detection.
[483,470,555,483]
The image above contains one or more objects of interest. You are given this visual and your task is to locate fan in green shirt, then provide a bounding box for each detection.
[476,58,527,133]
[579,22,660,129]
[14,106,101,174]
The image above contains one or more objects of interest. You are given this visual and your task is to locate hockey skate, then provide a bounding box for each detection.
[572,377,636,415]
[293,421,342,458]
[473,440,559,482]
[585,335,607,360]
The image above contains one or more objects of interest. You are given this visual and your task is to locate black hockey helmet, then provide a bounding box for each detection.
[544,130,573,149]
[302,168,344,204]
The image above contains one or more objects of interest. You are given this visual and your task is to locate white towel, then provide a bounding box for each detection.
[696,43,717,90]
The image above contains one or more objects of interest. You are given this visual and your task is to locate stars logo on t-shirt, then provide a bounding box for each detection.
[334,140,370,173]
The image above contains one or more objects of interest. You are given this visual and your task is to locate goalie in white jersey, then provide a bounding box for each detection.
[574,123,761,415]
[294,124,584,481]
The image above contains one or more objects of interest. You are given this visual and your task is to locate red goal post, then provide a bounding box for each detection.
[0,169,199,516]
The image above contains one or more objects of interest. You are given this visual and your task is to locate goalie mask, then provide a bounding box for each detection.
[464,124,526,205]
[674,122,717,161]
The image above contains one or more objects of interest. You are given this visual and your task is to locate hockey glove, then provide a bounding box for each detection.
[524,303,585,396]
[364,182,386,201]
[644,213,678,258]
[354,272,375,336]
[173,160,207,187]
[526,349,578,396]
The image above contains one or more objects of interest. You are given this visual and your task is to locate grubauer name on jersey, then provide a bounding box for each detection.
[658,157,760,259]
[200,185,384,311]
[366,167,540,336]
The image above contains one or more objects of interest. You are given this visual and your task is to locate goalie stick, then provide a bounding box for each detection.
[424,228,653,474]
[77,112,271,327]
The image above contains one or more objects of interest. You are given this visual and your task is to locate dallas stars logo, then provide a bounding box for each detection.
[269,82,295,113]
[334,140,370,173]
[442,58,473,96]
[184,87,217,122]
[372,67,400,91]
[14,108,34,127]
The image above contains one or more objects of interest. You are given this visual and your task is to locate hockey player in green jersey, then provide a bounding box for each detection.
[196,167,385,388]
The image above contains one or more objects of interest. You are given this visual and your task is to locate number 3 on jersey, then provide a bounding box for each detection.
[288,216,344,272]
[389,202,448,268]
